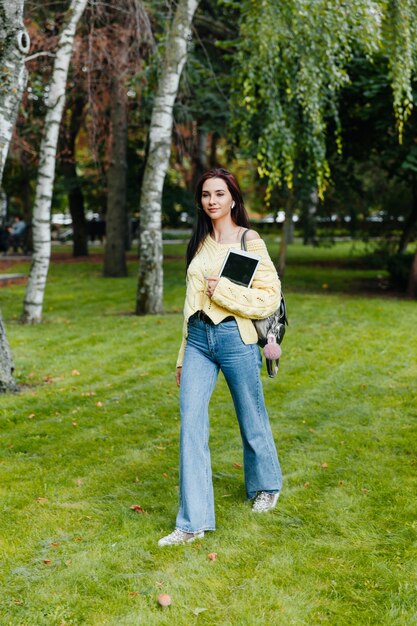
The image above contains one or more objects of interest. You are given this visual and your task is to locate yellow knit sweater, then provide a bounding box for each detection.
[176,234,281,367]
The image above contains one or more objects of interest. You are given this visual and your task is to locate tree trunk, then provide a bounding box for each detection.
[407,247,417,299]
[21,152,32,223]
[278,190,295,277]
[63,158,88,256]
[61,95,88,257]
[0,0,30,182]
[0,310,17,393]
[278,230,287,279]
[0,0,29,391]
[136,0,201,314]
[0,188,7,224]
[303,188,318,246]
[103,75,128,277]
[22,0,88,324]
[398,183,417,255]
[209,132,219,168]
[191,126,208,192]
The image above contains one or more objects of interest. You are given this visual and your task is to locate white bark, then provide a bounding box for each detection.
[0,0,30,182]
[0,0,29,392]
[0,309,17,393]
[22,0,88,324]
[136,0,200,314]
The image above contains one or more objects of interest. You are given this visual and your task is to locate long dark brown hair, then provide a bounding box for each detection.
[186,168,251,268]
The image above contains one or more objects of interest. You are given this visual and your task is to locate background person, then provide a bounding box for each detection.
[7,215,26,252]
[158,168,283,547]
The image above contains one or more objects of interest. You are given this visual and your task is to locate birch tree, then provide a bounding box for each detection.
[0,0,30,181]
[22,0,88,324]
[135,0,200,314]
[0,0,29,392]
[0,309,17,393]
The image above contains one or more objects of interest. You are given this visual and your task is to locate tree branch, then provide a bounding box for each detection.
[26,51,56,62]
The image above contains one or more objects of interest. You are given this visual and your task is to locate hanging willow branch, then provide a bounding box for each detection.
[229,0,416,197]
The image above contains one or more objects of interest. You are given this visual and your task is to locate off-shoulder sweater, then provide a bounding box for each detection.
[176,234,281,367]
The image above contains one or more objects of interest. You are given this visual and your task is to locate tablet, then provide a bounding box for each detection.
[218,248,261,287]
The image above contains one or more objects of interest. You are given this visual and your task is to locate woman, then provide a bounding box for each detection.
[158,168,282,547]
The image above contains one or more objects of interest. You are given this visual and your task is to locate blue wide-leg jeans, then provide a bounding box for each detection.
[176,315,282,533]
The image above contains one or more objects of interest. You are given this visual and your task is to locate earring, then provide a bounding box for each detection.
[231,202,235,209]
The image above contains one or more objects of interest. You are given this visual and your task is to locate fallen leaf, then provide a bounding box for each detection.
[130,504,145,513]
[96,401,103,407]
[320,462,329,469]
[43,559,52,566]
[233,463,242,469]
[303,482,309,488]
[12,598,24,605]
[51,542,60,547]
[157,593,171,607]
[192,608,208,616]
[162,473,169,478]
[72,369,80,376]
[207,552,217,561]
[28,413,35,419]
[155,581,165,588]
[36,497,48,503]
[128,591,140,597]
[361,488,369,494]
[76,479,82,486]
[72,421,77,428]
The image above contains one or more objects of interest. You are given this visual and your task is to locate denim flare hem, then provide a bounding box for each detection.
[176,525,216,534]
[247,489,280,501]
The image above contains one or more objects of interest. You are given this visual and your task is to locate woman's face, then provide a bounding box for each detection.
[201,177,234,222]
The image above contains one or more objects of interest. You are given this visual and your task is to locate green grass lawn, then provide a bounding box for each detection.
[1,241,416,625]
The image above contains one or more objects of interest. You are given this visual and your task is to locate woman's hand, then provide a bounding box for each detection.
[176,366,182,387]
[205,276,220,298]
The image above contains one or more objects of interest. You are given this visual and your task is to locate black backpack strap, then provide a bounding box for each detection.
[240,228,249,251]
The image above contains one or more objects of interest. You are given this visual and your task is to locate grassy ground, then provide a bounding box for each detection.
[0,240,416,625]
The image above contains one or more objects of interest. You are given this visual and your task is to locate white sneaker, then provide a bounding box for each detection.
[158,528,204,547]
[252,491,279,512]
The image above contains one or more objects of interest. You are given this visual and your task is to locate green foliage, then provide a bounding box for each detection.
[229,0,417,199]
[1,243,416,624]
[386,251,414,289]
[229,0,381,197]
[177,0,234,133]
[386,0,417,139]
[362,239,414,290]
[322,54,417,241]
